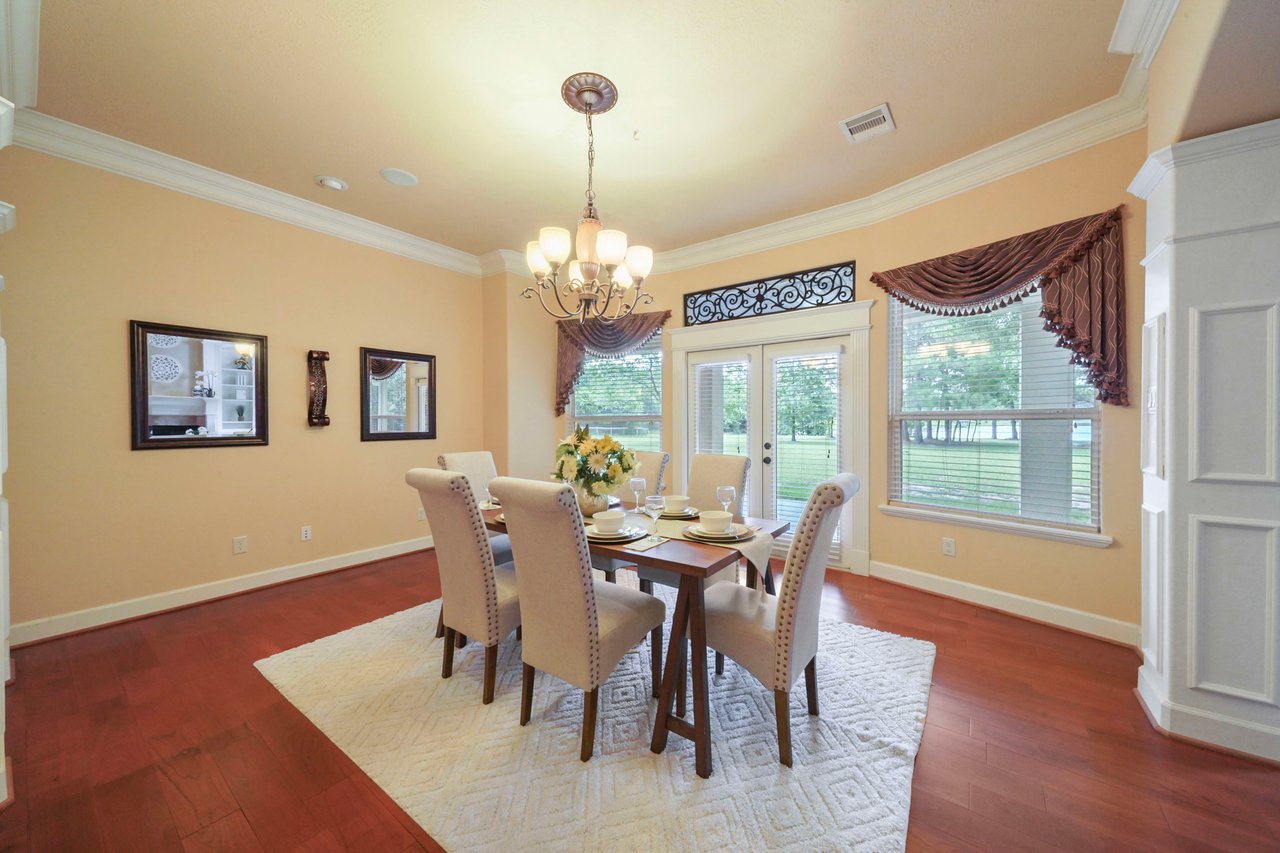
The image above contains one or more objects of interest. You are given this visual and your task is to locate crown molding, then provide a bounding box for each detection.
[0,201,14,234]
[656,59,1148,273]
[1129,115,1280,199]
[1109,0,1180,70]
[477,249,532,279]
[0,0,39,108]
[12,109,484,276]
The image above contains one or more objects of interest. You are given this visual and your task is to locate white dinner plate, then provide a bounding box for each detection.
[659,507,699,519]
[682,523,754,542]
[585,525,647,543]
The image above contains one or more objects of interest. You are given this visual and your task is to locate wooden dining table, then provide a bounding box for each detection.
[483,506,790,779]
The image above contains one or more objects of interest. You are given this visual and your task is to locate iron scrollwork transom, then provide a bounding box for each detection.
[683,261,855,326]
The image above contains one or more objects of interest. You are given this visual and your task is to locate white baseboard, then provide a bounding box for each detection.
[1137,675,1280,763]
[868,560,1140,647]
[10,536,434,646]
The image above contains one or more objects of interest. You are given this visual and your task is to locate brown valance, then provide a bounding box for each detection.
[368,358,404,381]
[871,206,1128,406]
[555,310,672,416]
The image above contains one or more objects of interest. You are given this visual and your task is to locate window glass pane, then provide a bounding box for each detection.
[891,294,1101,529]
[771,352,841,534]
[570,339,662,451]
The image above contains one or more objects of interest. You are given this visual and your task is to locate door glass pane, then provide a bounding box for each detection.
[770,352,841,536]
[693,359,751,512]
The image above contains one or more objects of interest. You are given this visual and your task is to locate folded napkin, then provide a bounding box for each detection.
[736,530,775,579]
[622,537,667,553]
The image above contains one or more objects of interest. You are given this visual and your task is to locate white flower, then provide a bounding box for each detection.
[559,457,578,480]
[586,452,607,474]
[590,479,609,495]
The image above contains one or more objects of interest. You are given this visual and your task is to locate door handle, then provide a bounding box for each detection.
[763,456,772,465]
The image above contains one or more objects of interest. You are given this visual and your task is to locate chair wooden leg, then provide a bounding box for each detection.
[775,690,793,767]
[715,651,725,675]
[520,664,534,726]
[746,564,758,589]
[605,571,616,584]
[650,624,664,699]
[516,624,522,641]
[763,566,776,596]
[639,578,652,595]
[456,632,467,649]
[435,608,445,638]
[482,645,498,705]
[580,688,599,762]
[442,628,456,679]
[804,656,818,716]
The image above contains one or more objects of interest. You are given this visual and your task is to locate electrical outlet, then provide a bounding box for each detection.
[300,525,312,542]
[233,535,249,555]
[417,507,427,521]
[942,537,956,557]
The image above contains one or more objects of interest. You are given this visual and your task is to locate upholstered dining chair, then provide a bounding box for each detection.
[703,473,859,767]
[406,468,521,705]
[489,476,666,762]
[437,450,512,640]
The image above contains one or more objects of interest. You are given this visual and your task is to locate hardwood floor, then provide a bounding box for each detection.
[1,552,1277,851]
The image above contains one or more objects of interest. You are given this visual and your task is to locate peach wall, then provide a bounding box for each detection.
[0,148,485,624]
[1146,0,1229,151]
[641,131,1147,623]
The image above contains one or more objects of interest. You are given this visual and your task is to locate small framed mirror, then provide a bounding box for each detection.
[360,347,436,441]
[130,320,268,450]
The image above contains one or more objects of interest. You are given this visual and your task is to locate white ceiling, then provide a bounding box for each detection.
[28,0,1131,257]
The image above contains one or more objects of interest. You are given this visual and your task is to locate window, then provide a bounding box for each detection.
[889,292,1100,529]
[569,337,663,450]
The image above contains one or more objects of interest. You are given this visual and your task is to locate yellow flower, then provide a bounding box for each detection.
[559,457,577,480]
[607,463,622,480]
[578,439,596,456]
[586,452,607,473]
[597,435,616,453]
[590,479,609,495]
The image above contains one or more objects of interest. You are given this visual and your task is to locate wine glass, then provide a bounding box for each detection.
[629,477,646,512]
[716,485,736,514]
[643,495,665,542]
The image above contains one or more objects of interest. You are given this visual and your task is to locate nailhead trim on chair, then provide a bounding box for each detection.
[773,483,844,690]
[557,486,603,689]
[449,474,502,647]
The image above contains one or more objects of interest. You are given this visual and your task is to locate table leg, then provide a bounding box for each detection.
[687,577,712,778]
[650,574,692,755]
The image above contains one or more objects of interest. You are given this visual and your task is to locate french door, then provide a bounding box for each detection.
[687,337,848,563]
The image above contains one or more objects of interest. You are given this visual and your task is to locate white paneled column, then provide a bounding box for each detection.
[1130,117,1280,761]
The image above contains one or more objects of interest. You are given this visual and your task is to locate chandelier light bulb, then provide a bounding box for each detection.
[526,241,551,277]
[613,264,634,289]
[539,227,571,265]
[596,229,628,267]
[624,245,654,281]
[567,259,584,286]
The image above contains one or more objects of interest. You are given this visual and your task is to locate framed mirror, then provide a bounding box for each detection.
[360,347,436,441]
[130,320,268,450]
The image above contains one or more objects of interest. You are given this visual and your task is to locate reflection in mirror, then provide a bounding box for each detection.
[360,347,436,441]
[130,321,269,449]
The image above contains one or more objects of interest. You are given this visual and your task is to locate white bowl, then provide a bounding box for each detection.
[665,495,690,513]
[592,510,626,533]
[699,510,732,532]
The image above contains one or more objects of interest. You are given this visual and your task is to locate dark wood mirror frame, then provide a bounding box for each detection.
[360,347,437,442]
[130,320,269,450]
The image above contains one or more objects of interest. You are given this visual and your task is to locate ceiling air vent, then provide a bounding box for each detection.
[840,103,895,144]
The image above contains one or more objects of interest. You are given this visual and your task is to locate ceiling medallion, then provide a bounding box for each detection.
[523,72,654,324]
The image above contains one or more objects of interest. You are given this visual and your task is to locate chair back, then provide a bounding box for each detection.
[488,476,602,690]
[774,474,860,690]
[687,453,750,515]
[406,468,502,646]
[633,450,670,495]
[437,451,499,498]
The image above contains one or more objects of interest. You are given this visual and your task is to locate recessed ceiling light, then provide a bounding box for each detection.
[315,175,348,191]
[380,167,419,187]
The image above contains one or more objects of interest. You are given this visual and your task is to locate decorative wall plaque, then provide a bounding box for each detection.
[683,261,855,326]
[307,350,331,427]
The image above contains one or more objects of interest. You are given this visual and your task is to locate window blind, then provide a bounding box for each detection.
[569,338,663,451]
[771,352,842,545]
[889,292,1101,529]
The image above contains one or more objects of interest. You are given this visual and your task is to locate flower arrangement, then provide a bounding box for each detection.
[553,426,638,507]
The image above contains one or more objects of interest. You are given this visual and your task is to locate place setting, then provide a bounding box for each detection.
[584,509,648,545]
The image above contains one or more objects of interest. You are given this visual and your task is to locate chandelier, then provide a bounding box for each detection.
[523,72,655,324]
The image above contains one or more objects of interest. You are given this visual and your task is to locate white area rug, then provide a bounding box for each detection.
[255,586,935,852]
